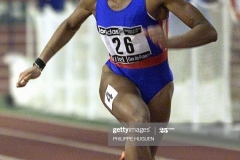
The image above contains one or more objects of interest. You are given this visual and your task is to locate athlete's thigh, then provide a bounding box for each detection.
[147,81,174,123]
[99,65,150,124]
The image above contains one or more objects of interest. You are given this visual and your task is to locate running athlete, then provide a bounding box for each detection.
[16,0,217,160]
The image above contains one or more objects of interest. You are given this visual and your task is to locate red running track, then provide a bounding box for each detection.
[0,113,239,160]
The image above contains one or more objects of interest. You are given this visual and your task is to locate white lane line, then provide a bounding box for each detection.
[0,128,120,155]
[0,128,173,160]
[0,155,24,160]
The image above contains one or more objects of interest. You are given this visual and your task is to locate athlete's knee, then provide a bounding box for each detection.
[125,96,150,124]
[120,110,150,124]
[130,110,150,124]
[116,105,150,126]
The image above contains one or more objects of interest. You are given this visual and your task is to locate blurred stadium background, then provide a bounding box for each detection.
[0,0,239,139]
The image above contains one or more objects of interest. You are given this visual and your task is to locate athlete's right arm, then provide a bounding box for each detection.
[39,0,95,63]
[16,0,96,87]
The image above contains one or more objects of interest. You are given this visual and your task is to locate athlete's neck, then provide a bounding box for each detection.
[108,0,132,11]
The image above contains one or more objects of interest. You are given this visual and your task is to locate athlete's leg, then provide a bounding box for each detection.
[99,64,153,160]
[147,82,174,157]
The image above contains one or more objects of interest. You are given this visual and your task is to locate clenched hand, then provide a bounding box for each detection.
[16,66,41,88]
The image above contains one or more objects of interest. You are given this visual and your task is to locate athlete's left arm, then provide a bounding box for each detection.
[148,0,218,49]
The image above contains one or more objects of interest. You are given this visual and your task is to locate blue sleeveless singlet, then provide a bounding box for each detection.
[95,0,173,103]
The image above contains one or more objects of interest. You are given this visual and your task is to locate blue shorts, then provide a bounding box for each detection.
[106,60,173,104]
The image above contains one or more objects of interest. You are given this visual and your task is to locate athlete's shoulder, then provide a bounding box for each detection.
[146,0,171,6]
[148,0,189,6]
[146,0,170,21]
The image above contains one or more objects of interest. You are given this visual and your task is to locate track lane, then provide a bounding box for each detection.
[0,113,239,160]
[0,113,172,160]
[0,130,119,160]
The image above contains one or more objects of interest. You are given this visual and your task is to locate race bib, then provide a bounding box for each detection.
[98,25,152,64]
